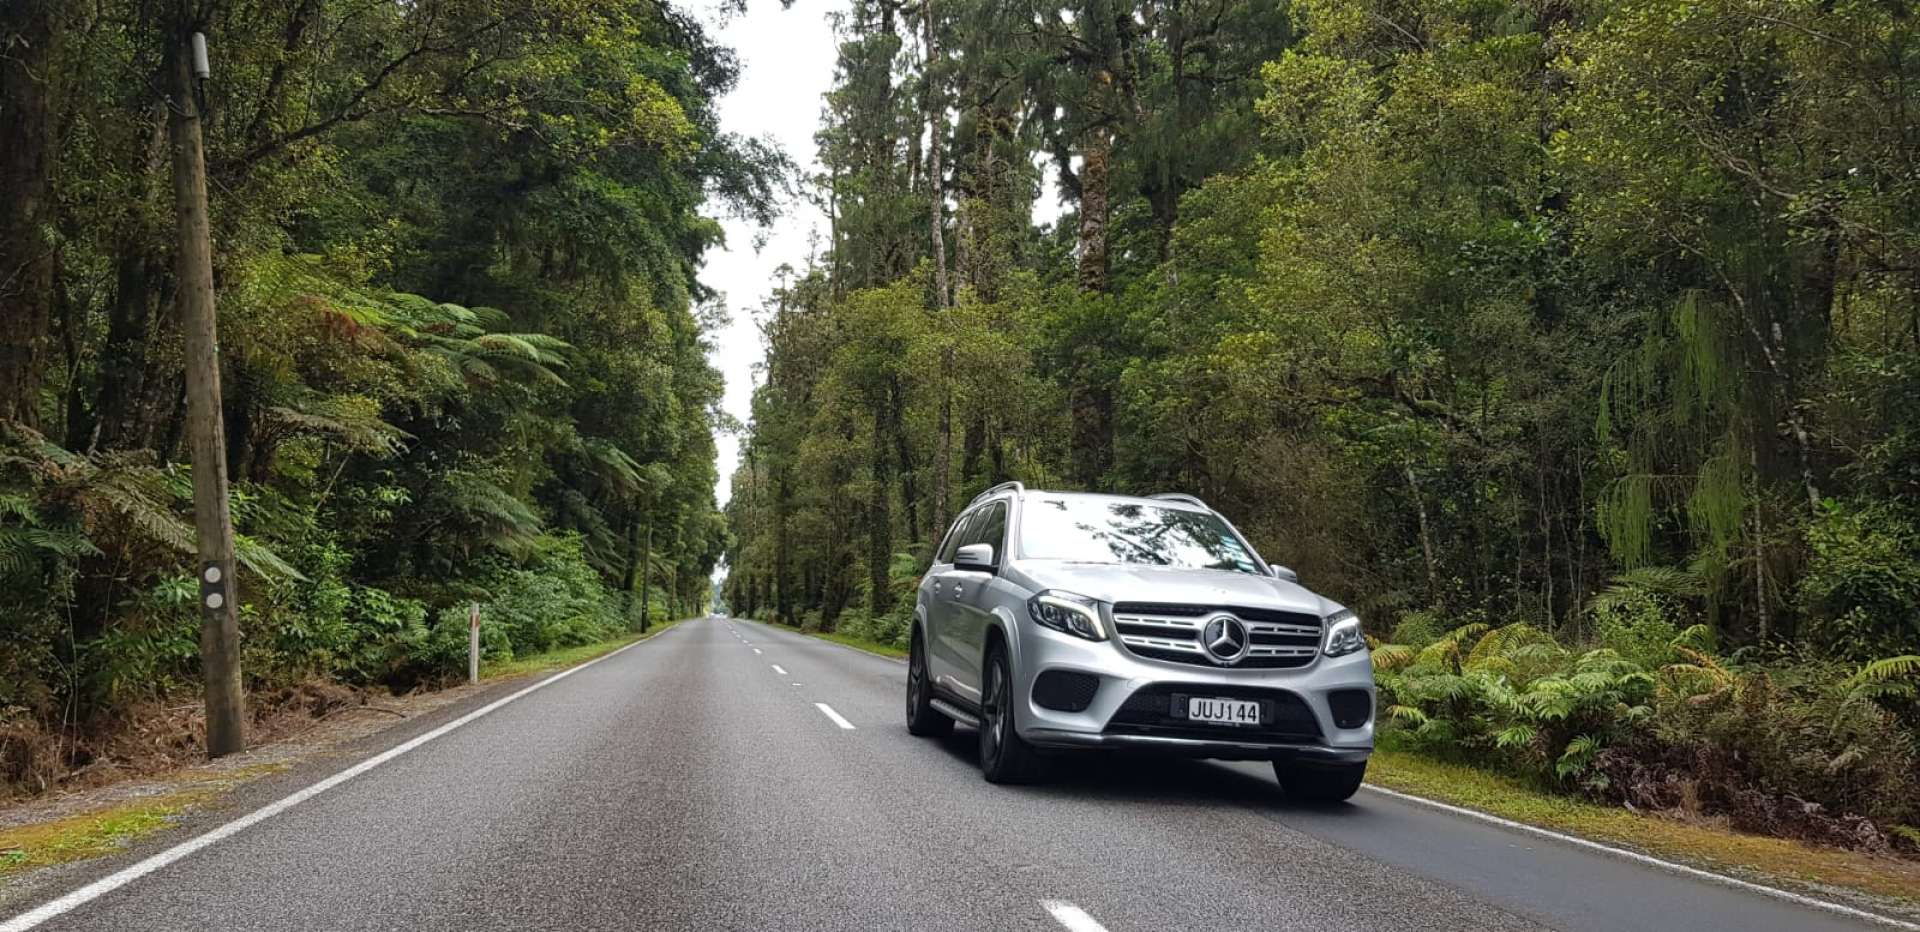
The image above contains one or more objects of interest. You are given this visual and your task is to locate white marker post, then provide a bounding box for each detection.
[468,603,480,684]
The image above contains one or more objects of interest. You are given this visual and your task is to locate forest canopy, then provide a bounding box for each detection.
[720,0,1920,851]
[0,0,783,787]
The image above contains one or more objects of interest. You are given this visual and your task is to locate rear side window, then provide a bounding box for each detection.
[936,510,979,564]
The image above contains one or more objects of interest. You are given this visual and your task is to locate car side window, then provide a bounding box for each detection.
[936,510,978,565]
[966,501,1008,565]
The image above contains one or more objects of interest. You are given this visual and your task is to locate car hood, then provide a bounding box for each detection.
[1017,562,1337,616]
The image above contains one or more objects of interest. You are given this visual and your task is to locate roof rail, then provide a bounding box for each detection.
[1149,492,1210,510]
[968,481,1025,509]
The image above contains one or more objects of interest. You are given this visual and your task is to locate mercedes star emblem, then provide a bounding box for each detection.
[1200,613,1250,664]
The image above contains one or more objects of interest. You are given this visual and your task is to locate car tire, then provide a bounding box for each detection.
[906,627,953,738]
[1275,760,1367,803]
[979,644,1045,784]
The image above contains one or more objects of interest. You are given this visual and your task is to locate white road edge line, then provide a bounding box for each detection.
[1040,900,1110,932]
[1361,785,1920,931]
[0,635,658,932]
[770,664,788,675]
[814,702,855,730]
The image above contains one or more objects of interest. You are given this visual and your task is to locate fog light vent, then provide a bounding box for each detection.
[1033,671,1100,712]
[1328,689,1372,729]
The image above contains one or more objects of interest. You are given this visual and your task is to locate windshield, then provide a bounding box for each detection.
[1018,497,1264,574]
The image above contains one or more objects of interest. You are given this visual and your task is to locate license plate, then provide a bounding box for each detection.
[1186,696,1261,726]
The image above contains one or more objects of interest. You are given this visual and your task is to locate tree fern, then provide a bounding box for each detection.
[1370,643,1416,671]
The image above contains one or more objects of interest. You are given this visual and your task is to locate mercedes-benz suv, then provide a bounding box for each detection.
[904,483,1374,801]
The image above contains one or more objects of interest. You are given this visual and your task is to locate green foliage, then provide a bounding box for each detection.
[1377,623,1654,789]
[1797,502,1920,661]
[1,0,767,785]
[1376,615,1920,843]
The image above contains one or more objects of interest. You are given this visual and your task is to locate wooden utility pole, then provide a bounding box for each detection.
[167,15,246,758]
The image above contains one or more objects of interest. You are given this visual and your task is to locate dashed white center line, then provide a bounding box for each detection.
[771,664,788,675]
[814,703,855,730]
[753,648,762,655]
[1041,900,1109,932]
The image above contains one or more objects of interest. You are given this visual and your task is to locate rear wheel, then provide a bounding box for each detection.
[979,645,1045,784]
[905,627,952,738]
[1276,760,1367,803]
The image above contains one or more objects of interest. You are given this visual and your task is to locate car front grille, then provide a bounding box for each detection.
[1104,684,1323,742]
[1110,602,1322,669]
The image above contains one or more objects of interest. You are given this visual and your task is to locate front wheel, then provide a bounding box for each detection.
[979,645,1045,784]
[1275,760,1367,803]
[905,628,952,738]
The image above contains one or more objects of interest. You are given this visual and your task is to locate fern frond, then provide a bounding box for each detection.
[1494,724,1537,750]
[1386,705,1430,726]
[1845,656,1920,689]
[1371,643,1416,671]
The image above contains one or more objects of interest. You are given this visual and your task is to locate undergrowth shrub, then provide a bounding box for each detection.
[836,607,910,649]
[1376,609,1920,853]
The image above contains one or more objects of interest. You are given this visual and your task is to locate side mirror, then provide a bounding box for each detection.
[954,543,996,572]
[1270,564,1298,583]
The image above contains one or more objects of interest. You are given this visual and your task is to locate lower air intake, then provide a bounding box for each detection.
[1328,689,1372,729]
[1032,670,1100,712]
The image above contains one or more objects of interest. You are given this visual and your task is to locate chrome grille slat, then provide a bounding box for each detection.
[1110,602,1323,670]
[1248,646,1318,657]
[1119,634,1206,654]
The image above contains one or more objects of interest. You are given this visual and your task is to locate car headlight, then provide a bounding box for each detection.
[1026,590,1107,641]
[1322,609,1364,657]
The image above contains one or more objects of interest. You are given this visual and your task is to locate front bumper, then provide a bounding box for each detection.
[1010,622,1375,762]
[1023,729,1372,763]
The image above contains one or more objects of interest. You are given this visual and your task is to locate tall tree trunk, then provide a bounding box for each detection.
[960,413,985,488]
[621,513,642,625]
[0,0,56,427]
[933,358,953,544]
[1066,115,1114,488]
[1404,459,1439,607]
[774,468,793,625]
[93,114,173,451]
[1075,122,1112,293]
[869,403,895,616]
[921,0,950,309]
[1068,375,1112,488]
[639,518,653,630]
[888,374,919,546]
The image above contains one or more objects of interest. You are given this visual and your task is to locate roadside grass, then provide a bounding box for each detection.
[0,795,199,876]
[0,763,287,878]
[806,629,907,659]
[482,619,685,679]
[0,626,686,879]
[1367,744,1920,906]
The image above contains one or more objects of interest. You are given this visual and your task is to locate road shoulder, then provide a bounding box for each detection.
[0,621,688,912]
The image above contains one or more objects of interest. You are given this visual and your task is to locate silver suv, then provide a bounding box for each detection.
[904,483,1374,801]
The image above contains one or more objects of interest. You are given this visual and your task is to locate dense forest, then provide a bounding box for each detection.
[722,0,1920,851]
[0,0,779,791]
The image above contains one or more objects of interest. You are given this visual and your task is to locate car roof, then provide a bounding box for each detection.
[1016,489,1210,513]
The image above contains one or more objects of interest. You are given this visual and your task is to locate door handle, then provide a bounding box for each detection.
[951,582,965,596]
[932,581,942,593]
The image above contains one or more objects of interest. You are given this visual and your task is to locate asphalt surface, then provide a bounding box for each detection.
[1,616,1905,932]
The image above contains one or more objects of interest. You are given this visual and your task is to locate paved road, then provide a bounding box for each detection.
[2,616,1905,931]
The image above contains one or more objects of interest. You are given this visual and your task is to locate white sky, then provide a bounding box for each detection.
[700,0,846,510]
